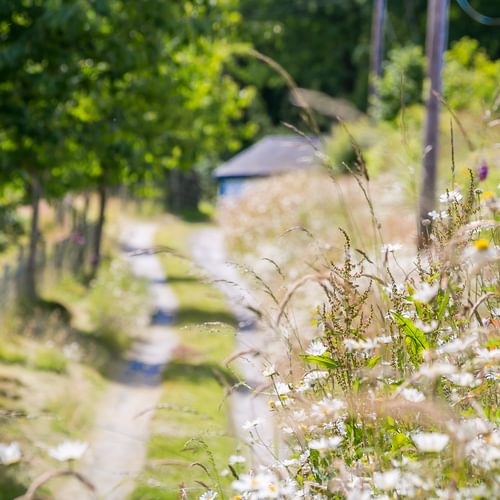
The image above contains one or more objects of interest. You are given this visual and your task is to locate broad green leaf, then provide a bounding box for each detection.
[437,288,450,321]
[367,355,381,368]
[301,354,338,370]
[391,311,429,357]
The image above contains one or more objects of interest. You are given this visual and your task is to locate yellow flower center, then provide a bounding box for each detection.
[481,191,495,200]
[473,239,489,251]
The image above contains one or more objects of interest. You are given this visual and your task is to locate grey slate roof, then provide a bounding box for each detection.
[213,135,320,179]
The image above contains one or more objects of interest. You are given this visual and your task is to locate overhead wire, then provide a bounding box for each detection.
[455,0,500,25]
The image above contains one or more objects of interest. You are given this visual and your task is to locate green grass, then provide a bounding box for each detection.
[132,216,238,500]
[0,344,27,366]
[32,348,68,374]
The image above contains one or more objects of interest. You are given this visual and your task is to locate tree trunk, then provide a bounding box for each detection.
[26,174,41,301]
[81,191,90,229]
[369,0,386,104]
[166,169,201,213]
[418,0,449,248]
[91,184,107,277]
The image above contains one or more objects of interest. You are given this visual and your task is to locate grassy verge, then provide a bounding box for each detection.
[0,342,105,499]
[132,215,238,500]
[0,202,144,498]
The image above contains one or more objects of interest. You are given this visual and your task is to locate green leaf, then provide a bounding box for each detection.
[301,354,338,369]
[436,288,450,321]
[392,312,429,348]
[367,355,381,368]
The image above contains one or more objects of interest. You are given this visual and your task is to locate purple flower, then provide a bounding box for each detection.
[478,160,488,181]
[69,231,85,245]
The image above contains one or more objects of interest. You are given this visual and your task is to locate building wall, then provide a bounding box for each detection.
[218,177,249,198]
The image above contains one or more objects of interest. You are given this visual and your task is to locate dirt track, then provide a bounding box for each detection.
[54,222,178,500]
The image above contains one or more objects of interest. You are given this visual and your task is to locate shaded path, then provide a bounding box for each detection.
[190,227,278,466]
[55,222,178,500]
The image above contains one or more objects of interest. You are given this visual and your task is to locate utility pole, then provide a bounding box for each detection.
[369,0,386,104]
[418,0,449,248]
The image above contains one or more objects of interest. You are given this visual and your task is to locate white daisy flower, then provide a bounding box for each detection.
[309,436,342,454]
[306,339,327,356]
[373,469,400,491]
[413,283,439,304]
[439,190,463,203]
[437,336,478,354]
[446,372,478,387]
[463,239,499,268]
[419,362,456,378]
[381,243,402,253]
[242,418,264,430]
[311,398,345,419]
[0,442,21,465]
[262,365,277,377]
[401,388,426,403]
[274,382,291,396]
[199,491,217,500]
[412,432,449,452]
[302,370,329,389]
[428,210,449,220]
[48,440,88,461]
[228,454,246,465]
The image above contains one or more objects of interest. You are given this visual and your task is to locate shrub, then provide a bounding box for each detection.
[373,44,426,121]
[0,344,27,365]
[87,259,148,355]
[325,118,381,175]
[33,348,68,374]
[374,38,500,121]
[443,37,500,111]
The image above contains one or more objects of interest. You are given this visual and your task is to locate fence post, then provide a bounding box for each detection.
[16,245,25,297]
[0,264,10,311]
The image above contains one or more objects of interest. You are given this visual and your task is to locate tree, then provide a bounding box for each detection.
[237,0,373,127]
[70,0,256,272]
[0,1,101,299]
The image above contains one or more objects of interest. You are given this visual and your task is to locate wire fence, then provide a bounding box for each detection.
[0,213,98,316]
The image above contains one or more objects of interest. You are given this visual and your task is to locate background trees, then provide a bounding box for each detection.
[0,0,499,296]
[236,0,500,129]
[0,0,255,295]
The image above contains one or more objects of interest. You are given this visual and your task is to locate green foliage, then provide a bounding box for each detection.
[0,0,257,279]
[374,37,500,121]
[443,37,500,110]
[87,259,148,354]
[0,344,27,365]
[0,205,24,252]
[237,0,373,124]
[301,354,338,369]
[325,118,382,175]
[373,45,426,121]
[33,348,67,374]
[236,0,500,127]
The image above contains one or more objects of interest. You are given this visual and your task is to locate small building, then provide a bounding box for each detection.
[214,135,320,197]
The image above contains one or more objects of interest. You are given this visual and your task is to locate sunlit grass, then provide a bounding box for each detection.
[132,216,237,499]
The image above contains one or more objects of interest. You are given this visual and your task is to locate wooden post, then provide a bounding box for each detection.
[16,244,25,297]
[91,183,107,277]
[2,264,10,307]
[369,0,386,103]
[26,175,41,300]
[418,0,449,248]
